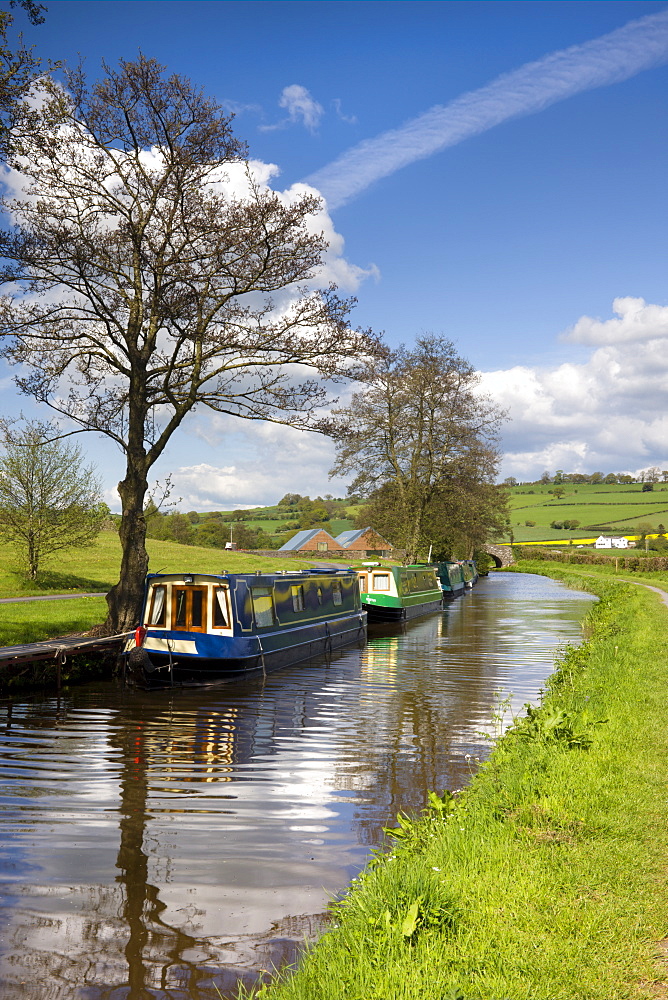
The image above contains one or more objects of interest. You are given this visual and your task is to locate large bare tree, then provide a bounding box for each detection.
[0,56,379,630]
[326,335,506,562]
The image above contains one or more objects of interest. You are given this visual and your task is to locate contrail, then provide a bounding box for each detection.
[306,10,668,209]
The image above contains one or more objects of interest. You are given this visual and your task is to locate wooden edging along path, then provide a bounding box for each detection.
[0,632,131,668]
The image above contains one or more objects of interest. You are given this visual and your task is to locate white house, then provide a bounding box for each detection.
[595,535,629,549]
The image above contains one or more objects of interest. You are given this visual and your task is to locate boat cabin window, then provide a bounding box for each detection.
[147,585,166,626]
[332,580,343,606]
[213,587,230,628]
[252,587,276,628]
[358,573,368,592]
[317,586,323,605]
[173,586,207,632]
[372,573,390,592]
[291,585,305,612]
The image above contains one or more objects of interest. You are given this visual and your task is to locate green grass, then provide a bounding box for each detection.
[506,483,668,542]
[243,571,668,999]
[0,596,109,646]
[511,556,668,590]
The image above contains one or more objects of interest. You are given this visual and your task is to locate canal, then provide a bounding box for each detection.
[0,572,595,999]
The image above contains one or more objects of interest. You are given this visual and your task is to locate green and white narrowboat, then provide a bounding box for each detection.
[356,564,443,623]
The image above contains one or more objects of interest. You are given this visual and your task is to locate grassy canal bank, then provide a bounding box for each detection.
[240,565,668,1000]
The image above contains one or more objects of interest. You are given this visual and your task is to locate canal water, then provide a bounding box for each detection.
[0,572,595,999]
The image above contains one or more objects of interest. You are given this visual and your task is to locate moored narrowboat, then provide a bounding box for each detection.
[460,559,478,588]
[434,561,466,601]
[356,564,443,623]
[123,568,366,689]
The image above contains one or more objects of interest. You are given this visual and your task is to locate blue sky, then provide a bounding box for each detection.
[2,1,667,508]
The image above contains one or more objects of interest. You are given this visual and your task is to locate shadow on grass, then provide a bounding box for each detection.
[13,570,113,594]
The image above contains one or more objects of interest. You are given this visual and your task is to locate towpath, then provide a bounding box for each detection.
[0,593,107,604]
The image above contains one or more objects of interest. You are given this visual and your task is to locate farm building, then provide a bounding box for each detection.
[278,529,344,553]
[335,527,394,558]
[595,535,630,549]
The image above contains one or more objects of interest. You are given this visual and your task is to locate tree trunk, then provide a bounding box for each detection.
[27,529,38,580]
[106,464,149,634]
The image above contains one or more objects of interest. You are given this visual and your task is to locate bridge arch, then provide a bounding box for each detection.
[482,544,515,568]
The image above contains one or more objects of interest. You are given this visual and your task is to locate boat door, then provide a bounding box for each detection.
[172,585,208,632]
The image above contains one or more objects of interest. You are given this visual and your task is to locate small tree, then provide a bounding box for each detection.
[0,421,105,579]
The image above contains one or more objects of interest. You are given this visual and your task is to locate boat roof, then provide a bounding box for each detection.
[145,568,356,583]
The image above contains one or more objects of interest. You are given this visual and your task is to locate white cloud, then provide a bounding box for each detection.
[563,296,668,345]
[306,10,668,208]
[260,84,324,133]
[481,298,668,480]
[332,99,357,125]
[280,84,324,131]
[204,161,377,292]
[167,418,349,509]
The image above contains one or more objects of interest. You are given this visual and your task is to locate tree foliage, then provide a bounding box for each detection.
[0,55,379,629]
[0,421,106,579]
[0,1,52,157]
[326,335,507,561]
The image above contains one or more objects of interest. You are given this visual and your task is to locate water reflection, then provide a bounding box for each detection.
[0,573,594,999]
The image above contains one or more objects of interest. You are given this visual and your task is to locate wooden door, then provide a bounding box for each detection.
[172,586,208,632]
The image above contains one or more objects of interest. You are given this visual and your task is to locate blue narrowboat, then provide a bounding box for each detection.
[434,561,466,601]
[123,568,366,688]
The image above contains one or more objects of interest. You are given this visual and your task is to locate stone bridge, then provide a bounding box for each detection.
[483,543,515,568]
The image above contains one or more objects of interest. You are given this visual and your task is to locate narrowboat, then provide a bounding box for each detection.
[356,564,443,623]
[123,568,366,689]
[434,561,466,601]
[460,559,479,588]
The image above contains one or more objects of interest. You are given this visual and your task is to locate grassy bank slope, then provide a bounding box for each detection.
[0,532,330,600]
[246,572,668,999]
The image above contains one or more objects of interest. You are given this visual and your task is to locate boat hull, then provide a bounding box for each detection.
[363,596,443,623]
[125,613,367,689]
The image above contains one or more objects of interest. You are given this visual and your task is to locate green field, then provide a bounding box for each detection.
[505,483,668,543]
